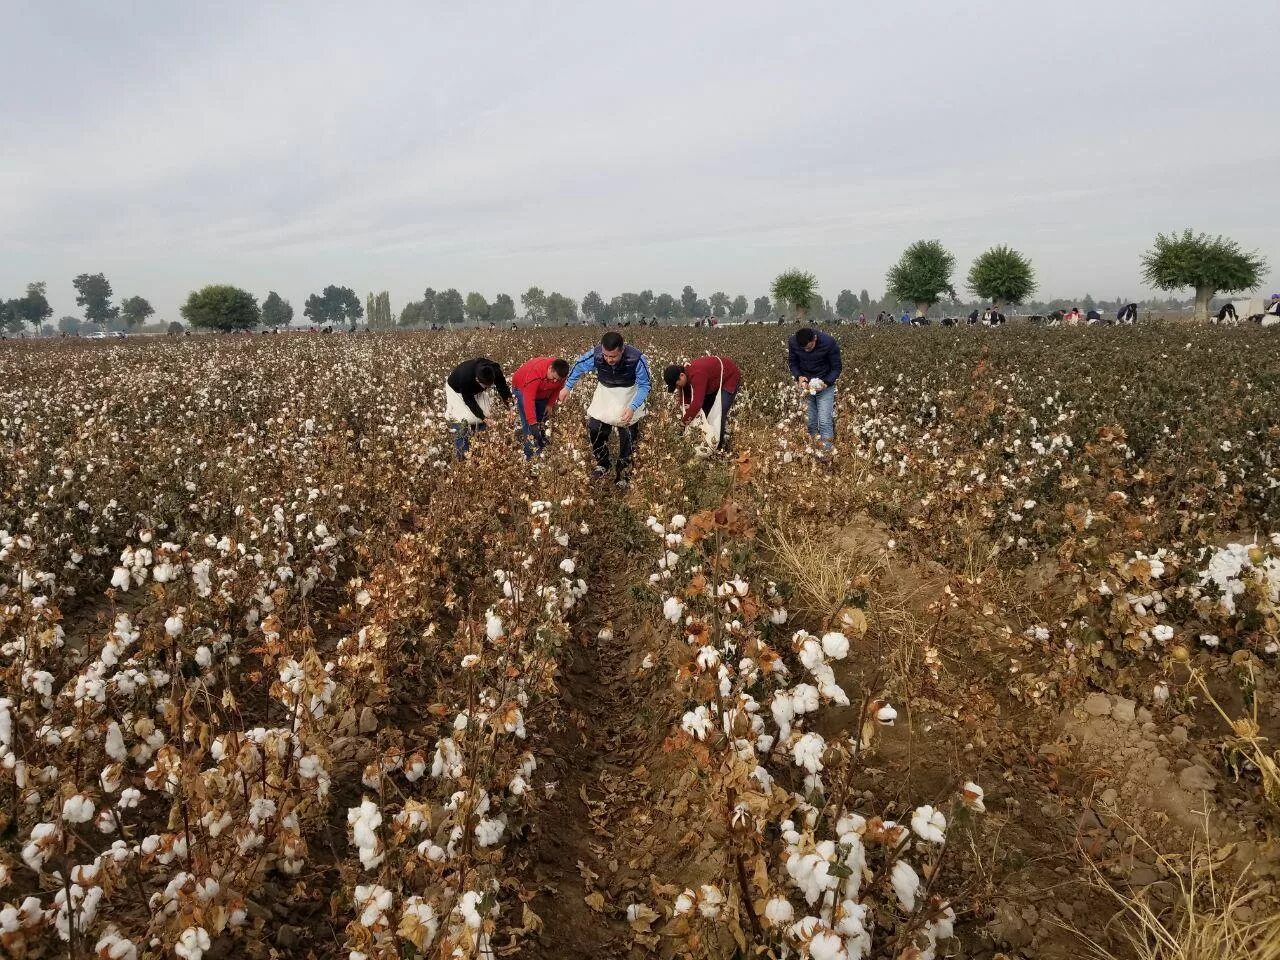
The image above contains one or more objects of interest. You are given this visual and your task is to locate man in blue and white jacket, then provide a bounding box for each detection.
[787,327,842,456]
[560,331,652,487]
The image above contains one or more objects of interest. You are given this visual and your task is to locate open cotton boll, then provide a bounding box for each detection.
[875,703,898,725]
[663,597,684,623]
[809,378,826,394]
[792,732,826,773]
[763,896,794,926]
[960,781,985,812]
[891,859,920,911]
[911,805,947,844]
[820,632,850,660]
[486,614,504,640]
[808,931,844,960]
[697,884,725,919]
[174,926,211,960]
[1151,624,1174,643]
[62,794,95,824]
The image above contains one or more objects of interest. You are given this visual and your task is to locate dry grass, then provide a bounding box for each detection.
[1075,821,1280,960]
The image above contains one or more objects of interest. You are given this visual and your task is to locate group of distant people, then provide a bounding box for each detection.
[1214,295,1280,326]
[443,326,846,485]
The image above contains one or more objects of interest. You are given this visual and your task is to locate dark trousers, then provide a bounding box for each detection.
[513,388,548,459]
[587,417,640,476]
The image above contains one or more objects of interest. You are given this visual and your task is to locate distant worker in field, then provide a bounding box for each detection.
[445,357,512,459]
[899,310,911,325]
[663,355,742,452]
[1086,307,1102,324]
[511,356,570,458]
[787,327,842,457]
[560,331,651,488]
[1214,303,1238,324]
[1117,302,1138,324]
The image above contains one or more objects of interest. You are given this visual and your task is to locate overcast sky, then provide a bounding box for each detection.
[3,0,1278,321]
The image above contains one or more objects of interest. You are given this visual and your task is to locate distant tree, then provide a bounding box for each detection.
[859,289,871,309]
[73,273,118,327]
[464,291,490,323]
[261,291,294,328]
[398,300,428,327]
[835,289,858,319]
[1081,293,1097,313]
[521,286,547,323]
[0,301,20,334]
[967,245,1036,311]
[180,285,260,331]
[167,321,184,335]
[304,285,363,327]
[119,295,155,328]
[886,240,956,318]
[420,288,439,327]
[371,292,393,329]
[771,269,819,322]
[654,293,676,320]
[436,288,465,326]
[491,294,516,324]
[709,292,730,317]
[680,285,698,317]
[581,290,604,323]
[730,295,748,317]
[618,292,641,320]
[546,292,578,325]
[752,295,771,319]
[12,282,54,331]
[57,314,80,334]
[1140,229,1267,322]
[637,290,655,317]
[691,298,709,318]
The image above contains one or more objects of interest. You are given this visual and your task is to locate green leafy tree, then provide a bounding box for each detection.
[771,269,819,322]
[420,288,439,326]
[120,295,155,328]
[546,292,578,325]
[261,291,294,328]
[180,285,260,331]
[73,273,118,327]
[464,292,490,323]
[521,286,547,323]
[304,285,363,327]
[752,295,771,318]
[835,289,858,319]
[654,293,676,320]
[0,300,20,334]
[730,295,748,318]
[491,294,516,324]
[637,290,655,317]
[167,321,184,335]
[581,290,604,323]
[57,314,80,334]
[398,301,428,327]
[692,298,710,318]
[967,245,1037,311]
[435,288,465,326]
[886,240,956,318]
[859,289,871,309]
[1140,229,1268,322]
[680,285,698,317]
[709,292,730,317]
[11,282,54,331]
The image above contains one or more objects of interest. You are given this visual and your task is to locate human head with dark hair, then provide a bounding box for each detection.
[795,327,817,351]
[600,331,625,365]
[663,364,686,393]
[476,365,495,388]
[550,358,570,379]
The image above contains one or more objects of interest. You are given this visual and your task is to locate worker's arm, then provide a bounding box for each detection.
[630,354,651,412]
[682,368,707,425]
[562,349,595,393]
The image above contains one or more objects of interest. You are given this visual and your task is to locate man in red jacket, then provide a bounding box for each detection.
[663,355,742,451]
[511,356,570,458]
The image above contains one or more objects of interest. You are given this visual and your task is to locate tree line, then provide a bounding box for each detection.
[1,230,1267,335]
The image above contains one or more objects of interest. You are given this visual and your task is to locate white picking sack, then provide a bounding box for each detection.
[444,385,493,425]
[586,383,646,427]
[687,390,723,455]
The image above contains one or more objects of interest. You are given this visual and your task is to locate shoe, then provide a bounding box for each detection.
[591,466,610,480]
[615,477,631,491]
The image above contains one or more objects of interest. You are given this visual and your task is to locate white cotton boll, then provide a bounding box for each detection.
[105,722,126,762]
[663,596,684,623]
[354,884,393,929]
[820,632,850,660]
[174,926,211,960]
[559,558,576,574]
[790,684,820,715]
[809,378,826,395]
[118,788,141,809]
[673,890,695,915]
[698,885,724,919]
[458,891,486,930]
[809,931,844,960]
[110,567,130,591]
[764,896,793,926]
[911,805,947,844]
[94,929,138,960]
[770,606,789,625]
[475,816,506,847]
[875,703,898,725]
[63,794,95,824]
[401,898,439,948]
[1153,682,1169,703]
[194,646,211,668]
[798,637,826,671]
[1200,633,1220,648]
[792,732,825,773]
[1151,624,1174,643]
[891,859,920,911]
[771,695,795,740]
[681,705,713,740]
[486,615,504,640]
[670,514,687,530]
[461,654,481,669]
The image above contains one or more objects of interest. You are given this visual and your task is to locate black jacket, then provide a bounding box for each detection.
[447,358,512,420]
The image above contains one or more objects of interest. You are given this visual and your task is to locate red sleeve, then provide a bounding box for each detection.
[520,383,540,424]
[513,358,549,424]
[683,362,709,424]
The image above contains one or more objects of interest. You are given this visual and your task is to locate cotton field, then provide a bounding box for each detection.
[1,324,1278,959]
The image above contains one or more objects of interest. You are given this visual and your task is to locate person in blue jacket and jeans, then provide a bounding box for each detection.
[560,331,652,487]
[787,327,842,456]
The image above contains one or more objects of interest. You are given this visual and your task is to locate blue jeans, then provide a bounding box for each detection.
[513,388,548,459]
[452,421,485,459]
[806,384,836,448]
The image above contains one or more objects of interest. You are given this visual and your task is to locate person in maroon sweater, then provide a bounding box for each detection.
[662,355,742,451]
[511,356,570,458]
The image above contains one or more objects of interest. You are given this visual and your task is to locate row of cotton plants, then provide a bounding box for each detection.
[639,500,983,959]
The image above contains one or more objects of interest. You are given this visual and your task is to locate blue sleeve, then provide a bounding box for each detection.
[564,349,595,391]
[826,337,843,383]
[631,354,651,411]
[787,339,801,378]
